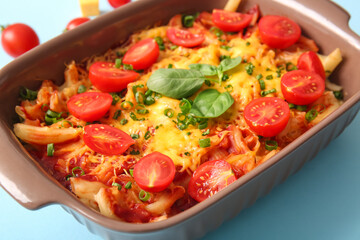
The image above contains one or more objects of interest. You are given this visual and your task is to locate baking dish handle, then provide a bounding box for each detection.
[0,126,67,209]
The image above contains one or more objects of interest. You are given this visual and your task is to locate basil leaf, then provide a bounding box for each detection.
[218,56,242,73]
[147,69,205,99]
[189,64,218,76]
[190,89,234,118]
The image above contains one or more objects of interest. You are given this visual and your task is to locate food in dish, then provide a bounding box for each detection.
[13,0,343,223]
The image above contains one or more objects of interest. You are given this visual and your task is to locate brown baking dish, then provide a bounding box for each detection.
[0,0,359,239]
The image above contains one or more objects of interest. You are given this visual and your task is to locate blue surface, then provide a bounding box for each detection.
[0,1,359,239]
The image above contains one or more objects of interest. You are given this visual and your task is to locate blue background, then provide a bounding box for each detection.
[0,1,359,239]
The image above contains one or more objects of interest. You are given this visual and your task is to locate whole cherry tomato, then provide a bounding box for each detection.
[108,0,131,8]
[1,23,39,57]
[66,17,90,31]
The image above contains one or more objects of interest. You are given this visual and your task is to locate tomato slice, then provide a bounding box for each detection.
[83,124,135,155]
[188,160,236,202]
[297,51,326,80]
[89,62,139,92]
[122,38,160,70]
[212,9,252,32]
[166,28,205,48]
[258,15,301,49]
[67,92,112,122]
[66,17,90,31]
[281,70,325,105]
[133,152,176,192]
[244,97,290,137]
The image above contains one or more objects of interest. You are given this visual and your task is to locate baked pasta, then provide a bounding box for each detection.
[13,0,343,223]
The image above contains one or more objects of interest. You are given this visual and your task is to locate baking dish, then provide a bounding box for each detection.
[0,0,359,239]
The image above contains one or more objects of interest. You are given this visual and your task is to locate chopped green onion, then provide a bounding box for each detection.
[130,149,140,155]
[155,36,165,50]
[256,74,263,80]
[222,73,229,81]
[72,166,85,177]
[46,110,62,118]
[245,62,255,75]
[170,45,178,50]
[177,113,187,123]
[130,112,145,121]
[305,109,318,122]
[115,58,122,68]
[120,101,134,110]
[120,119,128,125]
[61,121,73,128]
[125,181,132,189]
[144,131,151,140]
[210,27,223,37]
[65,174,72,181]
[186,132,191,136]
[112,182,122,190]
[139,190,151,201]
[202,129,210,136]
[179,99,192,114]
[265,140,278,151]
[258,79,265,90]
[266,75,273,80]
[286,62,298,71]
[220,55,230,61]
[220,45,231,51]
[113,110,122,120]
[182,14,195,28]
[288,103,296,109]
[168,63,173,69]
[123,64,133,70]
[164,108,175,118]
[116,51,124,57]
[184,152,191,156]
[198,119,208,130]
[225,84,233,92]
[312,104,326,114]
[333,90,343,100]
[129,169,134,177]
[154,93,162,99]
[245,41,251,46]
[19,87,37,100]
[111,93,120,105]
[130,133,140,139]
[77,85,86,93]
[144,90,153,97]
[296,105,307,111]
[144,96,155,105]
[261,88,276,97]
[204,80,212,87]
[47,143,54,157]
[199,138,211,148]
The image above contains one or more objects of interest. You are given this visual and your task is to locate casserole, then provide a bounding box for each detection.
[0,0,359,239]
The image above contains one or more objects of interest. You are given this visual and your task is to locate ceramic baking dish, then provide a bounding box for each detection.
[0,0,359,239]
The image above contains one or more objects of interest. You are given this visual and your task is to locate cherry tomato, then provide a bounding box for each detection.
[67,92,112,122]
[258,15,301,49]
[89,62,139,92]
[188,160,236,202]
[84,124,135,155]
[297,51,326,80]
[122,38,159,70]
[133,152,176,192]
[212,9,252,32]
[1,23,39,57]
[108,0,130,8]
[244,97,290,137]
[166,28,205,48]
[281,70,325,105]
[66,17,90,31]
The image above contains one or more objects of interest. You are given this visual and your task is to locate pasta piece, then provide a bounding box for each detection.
[145,186,185,215]
[70,178,106,210]
[319,48,342,77]
[224,0,242,12]
[13,123,81,144]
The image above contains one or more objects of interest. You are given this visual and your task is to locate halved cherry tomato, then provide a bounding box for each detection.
[166,28,205,48]
[258,15,301,49]
[297,51,326,80]
[108,0,130,8]
[122,38,159,70]
[66,17,90,31]
[67,92,112,122]
[89,62,139,92]
[244,97,290,137]
[133,152,176,192]
[212,9,252,32]
[1,23,39,57]
[83,124,135,155]
[188,160,236,202]
[281,70,325,105]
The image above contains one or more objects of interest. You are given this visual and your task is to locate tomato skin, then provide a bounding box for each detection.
[122,38,159,70]
[66,17,90,31]
[166,28,205,48]
[188,160,236,202]
[89,62,139,92]
[212,9,252,32]
[258,15,301,49]
[67,92,113,122]
[281,70,325,105]
[83,124,135,155]
[108,0,130,8]
[244,97,290,137]
[1,23,39,57]
[133,152,176,192]
[297,51,326,80]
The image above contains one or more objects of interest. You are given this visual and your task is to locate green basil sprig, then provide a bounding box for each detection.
[147,69,205,99]
[190,89,234,118]
[189,56,242,84]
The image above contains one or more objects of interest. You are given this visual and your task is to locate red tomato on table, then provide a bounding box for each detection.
[67,92,113,122]
[258,15,301,49]
[66,17,90,31]
[122,38,160,70]
[166,28,205,48]
[188,160,236,202]
[133,152,176,192]
[108,0,130,8]
[244,97,290,137]
[89,62,139,92]
[297,51,326,80]
[84,124,135,155]
[212,9,252,32]
[1,23,39,57]
[281,70,325,105]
